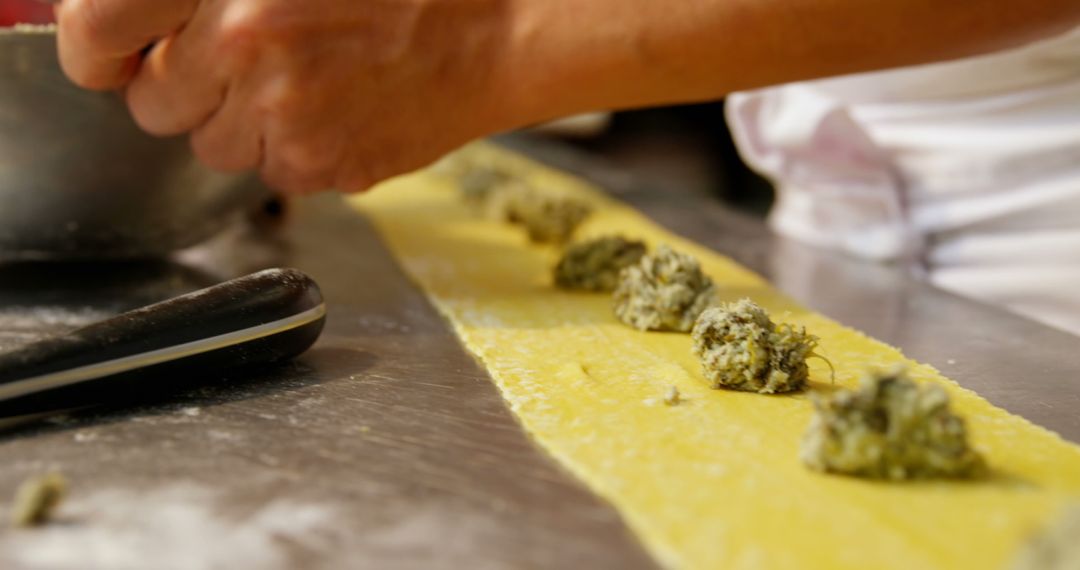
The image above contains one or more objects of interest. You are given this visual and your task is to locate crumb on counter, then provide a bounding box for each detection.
[663,386,681,406]
[10,472,67,528]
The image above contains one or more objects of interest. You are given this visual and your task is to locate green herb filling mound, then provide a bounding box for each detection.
[554,236,647,292]
[613,245,715,332]
[801,368,986,480]
[691,298,816,394]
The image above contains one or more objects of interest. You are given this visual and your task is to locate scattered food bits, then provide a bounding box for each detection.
[691,299,817,394]
[1012,506,1080,570]
[800,367,986,480]
[554,236,648,292]
[613,245,716,332]
[663,386,681,406]
[10,472,67,528]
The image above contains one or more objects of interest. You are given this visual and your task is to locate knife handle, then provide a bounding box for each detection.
[0,268,326,417]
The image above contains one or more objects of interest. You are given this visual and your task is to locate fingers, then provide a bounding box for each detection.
[332,159,378,194]
[259,122,340,195]
[189,81,262,173]
[55,0,418,196]
[126,8,227,135]
[57,0,200,90]
[249,72,345,194]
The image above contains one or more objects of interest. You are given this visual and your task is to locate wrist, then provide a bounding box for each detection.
[484,0,640,131]
[486,0,715,131]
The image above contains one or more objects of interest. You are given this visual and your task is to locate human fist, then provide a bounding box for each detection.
[56,0,519,193]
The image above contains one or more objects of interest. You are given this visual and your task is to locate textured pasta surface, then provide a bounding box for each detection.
[353,145,1080,570]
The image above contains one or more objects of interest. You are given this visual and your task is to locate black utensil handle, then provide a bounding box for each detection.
[0,268,326,417]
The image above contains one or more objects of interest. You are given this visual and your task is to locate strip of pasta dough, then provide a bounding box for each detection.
[353,144,1080,570]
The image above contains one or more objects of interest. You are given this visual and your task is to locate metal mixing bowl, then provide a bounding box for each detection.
[0,26,265,259]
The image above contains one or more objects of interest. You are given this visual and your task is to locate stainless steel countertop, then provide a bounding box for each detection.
[0,193,656,568]
[0,135,1077,568]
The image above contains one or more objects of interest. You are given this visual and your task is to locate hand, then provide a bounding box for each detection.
[56,0,519,193]
[57,0,1080,196]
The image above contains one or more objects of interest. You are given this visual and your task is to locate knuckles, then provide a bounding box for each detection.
[59,0,110,52]
[189,131,254,173]
[213,0,298,70]
[334,168,377,194]
[56,0,128,89]
[259,165,327,195]
[259,136,338,194]
[255,74,312,122]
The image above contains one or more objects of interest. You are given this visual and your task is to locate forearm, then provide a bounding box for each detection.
[493,0,1080,126]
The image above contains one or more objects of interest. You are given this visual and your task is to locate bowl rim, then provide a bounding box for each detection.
[0,24,57,36]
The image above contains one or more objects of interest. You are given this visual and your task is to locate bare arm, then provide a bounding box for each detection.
[57,0,1080,193]
[498,0,1080,124]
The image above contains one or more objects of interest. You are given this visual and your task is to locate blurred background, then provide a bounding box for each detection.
[0,0,51,26]
[554,105,775,218]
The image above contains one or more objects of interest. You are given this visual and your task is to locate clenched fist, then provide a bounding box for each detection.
[56,0,523,193]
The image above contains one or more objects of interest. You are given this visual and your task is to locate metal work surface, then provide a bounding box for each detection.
[1,136,1078,568]
[0,194,656,568]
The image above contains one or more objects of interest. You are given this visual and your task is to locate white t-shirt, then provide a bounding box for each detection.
[727,28,1080,335]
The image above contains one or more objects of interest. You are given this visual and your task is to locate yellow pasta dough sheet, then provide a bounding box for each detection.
[352,144,1080,569]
